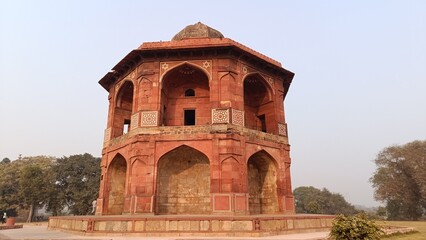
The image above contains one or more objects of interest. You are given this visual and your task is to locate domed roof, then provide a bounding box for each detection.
[172,22,224,41]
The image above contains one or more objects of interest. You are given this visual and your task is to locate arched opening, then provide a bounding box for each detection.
[106,154,127,215]
[112,81,134,138]
[161,64,210,126]
[184,88,195,96]
[243,74,273,133]
[156,145,211,214]
[247,151,278,214]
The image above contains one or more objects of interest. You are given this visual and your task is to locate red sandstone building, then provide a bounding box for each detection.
[96,22,295,216]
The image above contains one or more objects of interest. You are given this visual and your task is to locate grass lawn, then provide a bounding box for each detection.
[378,221,426,240]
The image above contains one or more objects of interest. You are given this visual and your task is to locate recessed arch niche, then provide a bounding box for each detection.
[160,64,210,126]
[247,150,279,214]
[156,145,211,214]
[113,81,134,137]
[106,154,127,215]
[243,74,274,133]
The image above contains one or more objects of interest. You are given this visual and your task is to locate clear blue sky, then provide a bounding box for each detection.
[1,1,425,207]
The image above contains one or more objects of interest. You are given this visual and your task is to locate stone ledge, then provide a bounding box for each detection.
[106,124,289,147]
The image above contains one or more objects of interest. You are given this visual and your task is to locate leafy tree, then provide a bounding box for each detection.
[1,158,11,164]
[19,165,51,222]
[294,186,358,215]
[375,206,387,218]
[0,156,55,221]
[0,159,21,216]
[50,153,100,215]
[370,140,426,220]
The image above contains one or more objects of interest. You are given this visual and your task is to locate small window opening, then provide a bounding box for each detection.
[123,119,131,134]
[184,89,195,97]
[184,110,195,126]
[257,115,266,132]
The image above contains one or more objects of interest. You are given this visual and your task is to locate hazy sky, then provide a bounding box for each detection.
[1,1,425,207]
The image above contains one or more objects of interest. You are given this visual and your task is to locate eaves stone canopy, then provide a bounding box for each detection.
[98,22,294,97]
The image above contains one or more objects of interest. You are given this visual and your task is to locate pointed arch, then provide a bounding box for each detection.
[112,80,134,138]
[138,77,152,108]
[160,61,211,83]
[219,72,237,103]
[130,158,149,196]
[247,150,279,214]
[156,145,211,214]
[106,153,127,215]
[243,73,275,133]
[221,156,241,192]
[160,63,210,126]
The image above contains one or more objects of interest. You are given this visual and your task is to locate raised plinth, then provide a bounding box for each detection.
[48,214,334,237]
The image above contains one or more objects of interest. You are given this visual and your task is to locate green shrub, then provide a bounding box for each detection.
[329,214,383,240]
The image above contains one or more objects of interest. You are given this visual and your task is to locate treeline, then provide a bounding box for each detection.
[294,186,358,215]
[0,154,100,222]
[296,140,426,221]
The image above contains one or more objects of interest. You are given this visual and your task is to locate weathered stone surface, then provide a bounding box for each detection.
[94,221,106,231]
[220,220,252,231]
[134,221,145,231]
[157,146,211,214]
[145,221,166,231]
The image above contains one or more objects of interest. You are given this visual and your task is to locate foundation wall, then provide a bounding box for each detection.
[48,215,334,237]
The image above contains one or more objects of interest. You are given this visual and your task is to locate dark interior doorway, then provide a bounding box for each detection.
[258,114,266,132]
[184,110,195,125]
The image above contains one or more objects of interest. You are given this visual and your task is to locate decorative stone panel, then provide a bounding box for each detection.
[212,108,230,124]
[231,109,244,126]
[160,60,212,79]
[141,111,158,126]
[130,113,139,130]
[278,123,287,136]
[104,128,112,143]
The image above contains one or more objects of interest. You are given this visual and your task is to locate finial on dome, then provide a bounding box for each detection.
[172,22,224,41]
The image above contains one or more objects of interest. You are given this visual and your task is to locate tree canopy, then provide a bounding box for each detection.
[0,156,55,220]
[49,153,100,215]
[371,140,426,220]
[294,186,358,215]
[0,153,100,221]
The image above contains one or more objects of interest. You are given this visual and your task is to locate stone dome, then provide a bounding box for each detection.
[172,22,224,41]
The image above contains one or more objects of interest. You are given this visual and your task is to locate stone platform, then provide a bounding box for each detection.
[0,224,23,230]
[48,214,334,237]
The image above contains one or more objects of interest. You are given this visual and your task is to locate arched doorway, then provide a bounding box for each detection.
[247,151,279,214]
[156,145,211,214]
[243,74,273,133]
[112,81,134,138]
[161,64,210,126]
[106,154,127,215]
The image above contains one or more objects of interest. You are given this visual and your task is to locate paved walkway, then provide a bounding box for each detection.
[0,224,329,240]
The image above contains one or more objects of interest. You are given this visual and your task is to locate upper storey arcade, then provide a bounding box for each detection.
[99,22,294,143]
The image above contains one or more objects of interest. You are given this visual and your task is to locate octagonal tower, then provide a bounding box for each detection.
[96,22,295,216]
